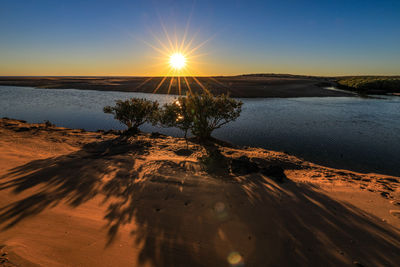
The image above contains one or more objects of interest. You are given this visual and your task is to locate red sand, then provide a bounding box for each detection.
[0,118,399,266]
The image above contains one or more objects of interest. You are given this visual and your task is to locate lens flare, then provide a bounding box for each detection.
[227,252,244,266]
[214,202,229,220]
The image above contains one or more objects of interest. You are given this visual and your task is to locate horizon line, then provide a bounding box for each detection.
[1,73,400,78]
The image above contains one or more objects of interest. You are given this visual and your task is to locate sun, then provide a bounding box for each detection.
[169,53,186,70]
[141,24,213,94]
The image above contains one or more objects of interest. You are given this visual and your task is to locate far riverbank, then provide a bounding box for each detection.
[0,75,353,98]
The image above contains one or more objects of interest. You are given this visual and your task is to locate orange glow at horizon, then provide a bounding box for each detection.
[137,23,215,94]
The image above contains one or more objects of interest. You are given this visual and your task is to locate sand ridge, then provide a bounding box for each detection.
[0,118,399,266]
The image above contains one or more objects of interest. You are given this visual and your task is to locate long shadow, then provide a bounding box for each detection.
[235,175,400,266]
[0,137,150,229]
[1,138,400,266]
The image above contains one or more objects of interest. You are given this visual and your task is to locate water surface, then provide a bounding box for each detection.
[1,86,399,176]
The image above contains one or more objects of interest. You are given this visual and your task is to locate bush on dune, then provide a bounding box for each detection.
[158,98,192,140]
[103,98,159,135]
[159,92,243,141]
[104,93,242,140]
[187,93,243,140]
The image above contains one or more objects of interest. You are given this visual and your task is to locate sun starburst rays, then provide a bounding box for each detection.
[141,18,217,96]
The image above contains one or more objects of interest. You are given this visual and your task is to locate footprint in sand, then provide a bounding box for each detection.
[390,200,400,206]
[380,192,390,198]
[389,210,400,219]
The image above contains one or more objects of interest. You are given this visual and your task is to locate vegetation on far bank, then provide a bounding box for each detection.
[337,77,400,94]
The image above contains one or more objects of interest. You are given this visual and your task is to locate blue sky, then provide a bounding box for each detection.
[1,0,399,76]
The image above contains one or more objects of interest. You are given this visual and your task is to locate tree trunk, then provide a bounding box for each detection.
[125,126,139,136]
[198,130,212,142]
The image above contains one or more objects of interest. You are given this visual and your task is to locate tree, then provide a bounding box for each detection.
[158,98,192,140]
[159,93,243,141]
[188,93,242,140]
[103,98,158,134]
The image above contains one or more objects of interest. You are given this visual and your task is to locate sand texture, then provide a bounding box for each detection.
[0,118,399,266]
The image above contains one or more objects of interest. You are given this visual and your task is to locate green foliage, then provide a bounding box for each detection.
[338,77,400,93]
[103,98,158,133]
[159,93,243,140]
[104,93,243,140]
[188,93,243,140]
[158,98,192,139]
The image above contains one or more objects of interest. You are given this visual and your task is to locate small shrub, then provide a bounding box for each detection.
[158,98,192,139]
[198,148,230,174]
[159,92,243,141]
[44,120,54,128]
[103,98,158,134]
[187,93,242,140]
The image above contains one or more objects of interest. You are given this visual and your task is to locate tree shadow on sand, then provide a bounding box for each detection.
[0,137,150,229]
[0,138,400,266]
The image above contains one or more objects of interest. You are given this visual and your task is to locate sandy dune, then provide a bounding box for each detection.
[0,118,399,266]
